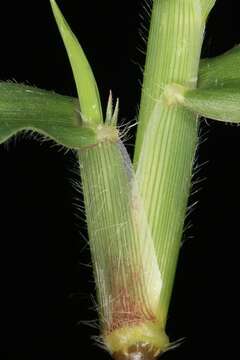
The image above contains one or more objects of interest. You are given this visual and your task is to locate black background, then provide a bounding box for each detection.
[0,0,240,358]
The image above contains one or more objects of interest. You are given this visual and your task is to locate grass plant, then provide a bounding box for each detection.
[1,0,240,358]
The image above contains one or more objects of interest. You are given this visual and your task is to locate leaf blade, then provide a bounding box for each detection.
[183,86,240,123]
[0,82,97,147]
[198,45,240,88]
[50,0,103,125]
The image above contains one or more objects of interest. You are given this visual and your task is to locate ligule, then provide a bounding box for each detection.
[78,136,169,358]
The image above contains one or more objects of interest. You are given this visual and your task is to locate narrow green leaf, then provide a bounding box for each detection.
[198,45,240,88]
[182,85,240,123]
[0,82,97,147]
[50,0,103,125]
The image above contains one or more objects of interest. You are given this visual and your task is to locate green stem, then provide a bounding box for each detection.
[134,0,216,325]
[78,137,169,357]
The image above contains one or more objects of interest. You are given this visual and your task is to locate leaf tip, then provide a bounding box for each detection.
[49,0,103,125]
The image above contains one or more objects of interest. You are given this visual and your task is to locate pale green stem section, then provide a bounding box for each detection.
[134,0,215,161]
[134,0,215,326]
[78,139,169,354]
